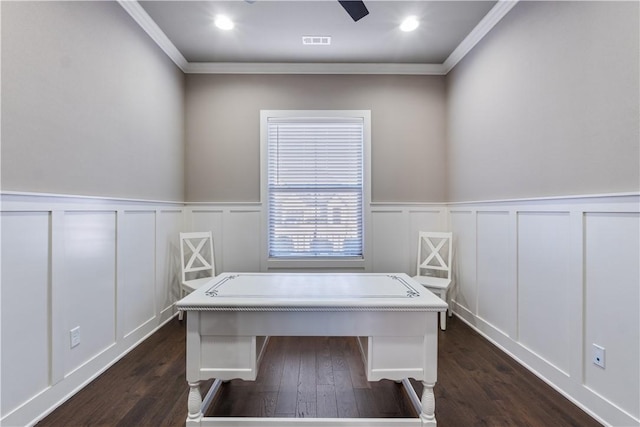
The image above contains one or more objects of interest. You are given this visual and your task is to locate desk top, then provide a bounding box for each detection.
[176,273,447,312]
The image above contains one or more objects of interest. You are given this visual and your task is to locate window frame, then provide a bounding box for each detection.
[260,110,371,271]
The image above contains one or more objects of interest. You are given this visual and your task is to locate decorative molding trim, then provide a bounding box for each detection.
[193,416,422,426]
[187,202,262,208]
[442,0,520,73]
[370,202,447,208]
[118,1,517,76]
[200,273,423,300]
[117,0,188,71]
[186,62,446,75]
[178,305,442,312]
[446,192,640,206]
[3,191,636,210]
[0,191,184,207]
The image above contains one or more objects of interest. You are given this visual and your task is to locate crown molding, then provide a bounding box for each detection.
[442,0,519,73]
[186,62,446,75]
[117,0,188,71]
[119,0,518,76]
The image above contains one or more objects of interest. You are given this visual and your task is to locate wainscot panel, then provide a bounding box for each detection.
[1,211,51,417]
[517,211,572,376]
[0,192,185,427]
[584,212,639,421]
[448,194,640,427]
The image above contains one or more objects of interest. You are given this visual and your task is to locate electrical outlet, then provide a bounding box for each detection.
[70,326,81,348]
[592,344,605,368]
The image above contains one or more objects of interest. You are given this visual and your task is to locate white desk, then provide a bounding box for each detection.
[176,272,447,426]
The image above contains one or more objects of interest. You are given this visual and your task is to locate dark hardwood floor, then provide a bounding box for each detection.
[206,335,416,419]
[37,316,601,426]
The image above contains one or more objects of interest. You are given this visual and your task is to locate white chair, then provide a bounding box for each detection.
[179,231,215,320]
[413,231,453,330]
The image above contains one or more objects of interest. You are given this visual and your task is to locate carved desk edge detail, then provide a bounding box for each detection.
[203,274,424,299]
[176,305,446,312]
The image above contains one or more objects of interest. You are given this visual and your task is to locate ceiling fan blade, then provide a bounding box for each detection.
[338,0,369,22]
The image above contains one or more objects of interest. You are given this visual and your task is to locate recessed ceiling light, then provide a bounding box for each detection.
[400,16,419,32]
[214,15,234,31]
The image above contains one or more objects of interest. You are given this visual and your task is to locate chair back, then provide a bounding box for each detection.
[180,231,215,284]
[416,231,452,280]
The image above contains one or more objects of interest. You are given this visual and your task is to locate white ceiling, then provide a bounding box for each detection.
[123,0,518,74]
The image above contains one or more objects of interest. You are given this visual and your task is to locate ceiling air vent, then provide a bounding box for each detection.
[302,36,331,46]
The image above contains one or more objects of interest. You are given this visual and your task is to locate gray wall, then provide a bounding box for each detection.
[4,1,636,205]
[185,74,446,203]
[446,1,640,202]
[1,1,185,201]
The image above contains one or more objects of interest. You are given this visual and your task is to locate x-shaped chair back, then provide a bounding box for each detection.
[180,231,215,283]
[417,231,452,279]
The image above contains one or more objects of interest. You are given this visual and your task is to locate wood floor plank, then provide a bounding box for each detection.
[353,387,381,418]
[315,336,334,385]
[295,390,316,418]
[329,336,349,371]
[255,335,286,392]
[296,337,318,417]
[371,380,405,417]
[297,337,317,392]
[256,391,278,417]
[316,384,338,418]
[274,390,297,416]
[334,370,359,418]
[274,337,301,415]
[346,339,369,389]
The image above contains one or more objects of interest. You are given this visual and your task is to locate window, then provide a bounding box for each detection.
[261,110,370,265]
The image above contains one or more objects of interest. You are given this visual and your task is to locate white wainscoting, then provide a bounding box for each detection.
[0,192,185,427]
[187,204,263,273]
[3,193,638,427]
[449,194,640,427]
[369,203,449,274]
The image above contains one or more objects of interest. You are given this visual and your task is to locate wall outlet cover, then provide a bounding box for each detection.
[592,344,605,369]
[70,326,81,348]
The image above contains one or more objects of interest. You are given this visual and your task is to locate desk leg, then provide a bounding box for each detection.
[188,381,203,420]
[420,381,436,425]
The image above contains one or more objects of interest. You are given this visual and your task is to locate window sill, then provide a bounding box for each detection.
[266,257,366,271]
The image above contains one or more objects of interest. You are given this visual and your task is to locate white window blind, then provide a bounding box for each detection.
[267,117,364,258]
